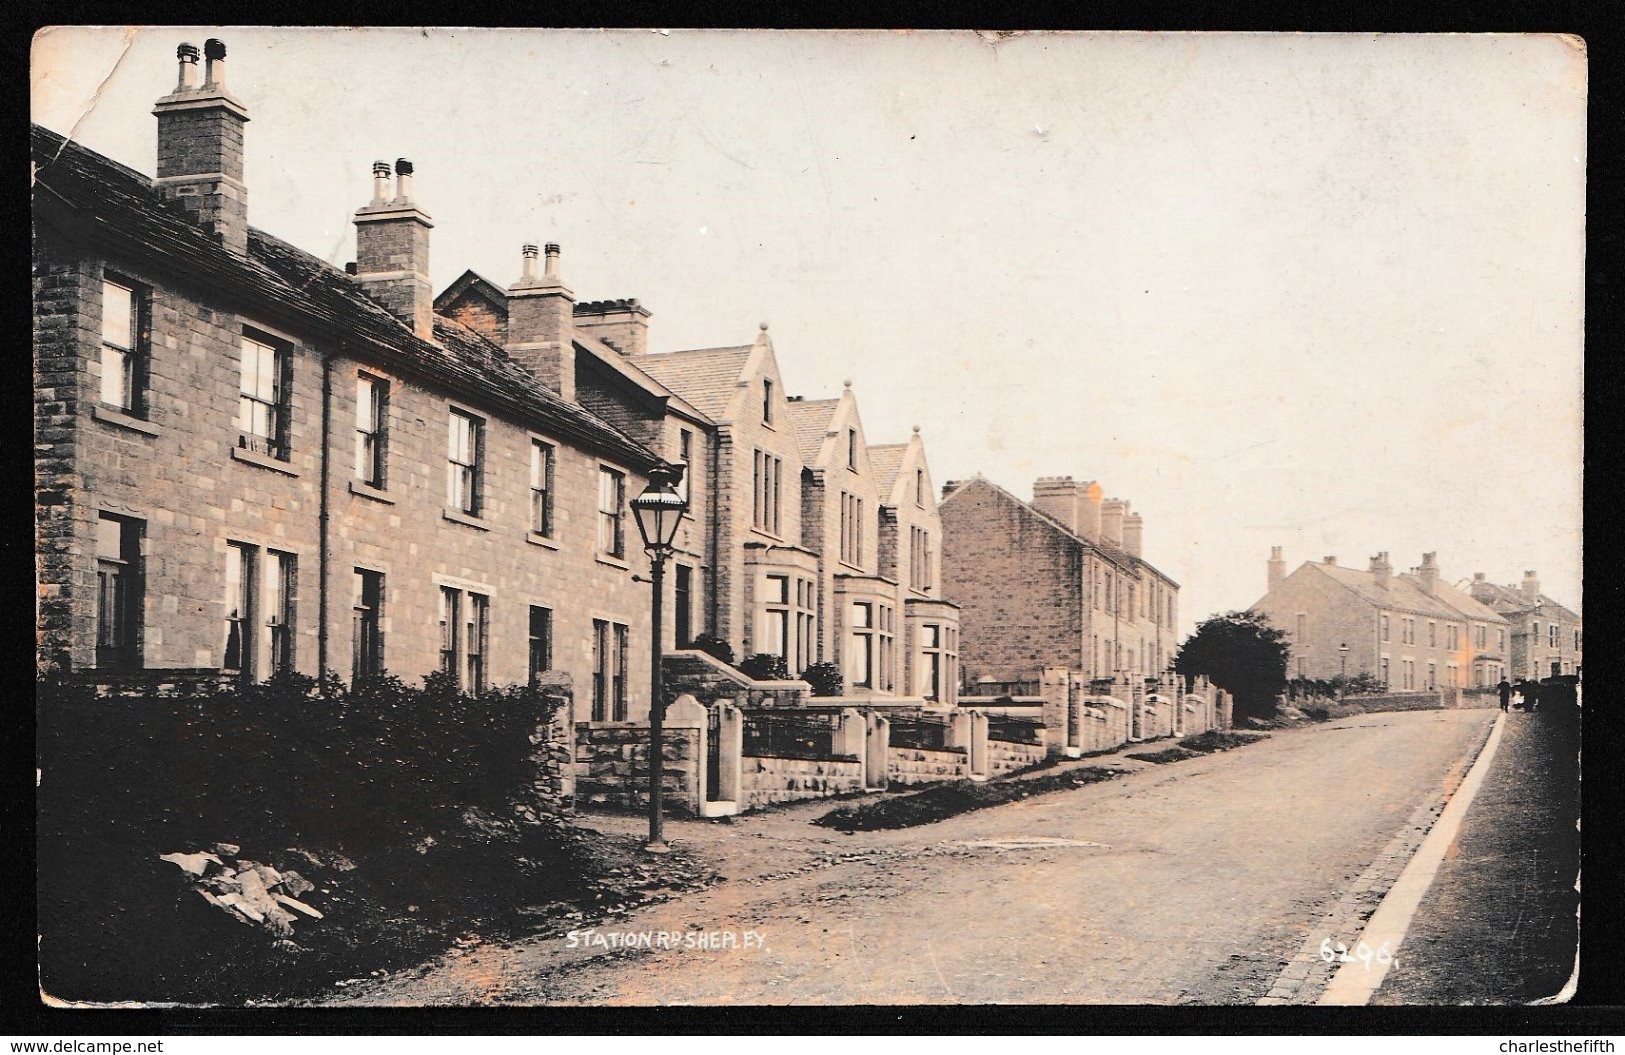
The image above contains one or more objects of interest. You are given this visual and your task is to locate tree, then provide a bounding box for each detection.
[1173,610,1290,721]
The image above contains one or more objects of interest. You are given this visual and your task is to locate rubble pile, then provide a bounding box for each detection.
[159,843,325,936]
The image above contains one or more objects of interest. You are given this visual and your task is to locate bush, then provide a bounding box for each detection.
[800,661,845,697]
[688,633,736,666]
[738,653,790,681]
[36,670,563,851]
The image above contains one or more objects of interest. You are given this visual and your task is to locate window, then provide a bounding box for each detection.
[1549,623,1558,648]
[848,602,876,688]
[762,377,774,424]
[1094,568,1104,610]
[528,606,553,686]
[1402,618,1414,645]
[438,586,489,693]
[1447,624,1459,650]
[1426,661,1436,690]
[796,579,816,673]
[591,620,629,721]
[1381,613,1390,642]
[1106,574,1115,616]
[1296,613,1307,638]
[1530,620,1540,642]
[439,587,461,677]
[847,429,858,470]
[1402,658,1414,690]
[446,409,483,515]
[1167,595,1175,628]
[95,513,142,670]
[1575,629,1582,651]
[238,332,289,458]
[916,468,926,506]
[1476,625,1486,649]
[355,375,387,487]
[1297,656,1307,676]
[874,605,896,692]
[265,550,296,675]
[1498,629,1505,651]
[100,277,145,413]
[598,467,626,556]
[674,564,693,648]
[910,526,933,592]
[352,569,384,680]
[763,575,790,661]
[1380,656,1390,686]
[920,624,950,700]
[1427,622,1436,648]
[676,429,693,504]
[839,492,864,566]
[223,542,255,678]
[752,450,782,535]
[529,440,555,536]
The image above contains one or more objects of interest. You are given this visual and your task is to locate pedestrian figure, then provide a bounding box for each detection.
[1497,678,1512,712]
[1527,681,1541,713]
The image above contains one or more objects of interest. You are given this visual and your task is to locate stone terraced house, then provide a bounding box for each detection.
[32,41,683,723]
[1463,571,1581,680]
[1252,550,1508,689]
[938,475,1179,687]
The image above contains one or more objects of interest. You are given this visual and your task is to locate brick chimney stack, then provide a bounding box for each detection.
[1101,499,1127,548]
[1123,512,1144,557]
[1031,476,1080,533]
[1267,546,1285,591]
[1369,552,1391,589]
[575,299,653,357]
[352,159,435,340]
[506,242,576,400]
[1418,552,1439,595]
[153,39,250,255]
[1522,570,1541,605]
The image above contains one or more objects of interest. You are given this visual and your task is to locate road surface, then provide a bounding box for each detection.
[329,709,1498,1005]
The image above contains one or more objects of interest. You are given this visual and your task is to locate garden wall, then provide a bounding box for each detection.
[740,754,863,809]
[574,724,702,816]
[986,738,1046,777]
[887,745,969,786]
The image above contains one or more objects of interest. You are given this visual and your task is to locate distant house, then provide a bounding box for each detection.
[1463,571,1581,679]
[938,476,1180,686]
[1251,550,1507,689]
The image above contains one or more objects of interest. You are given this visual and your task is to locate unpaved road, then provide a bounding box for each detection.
[326,710,1496,1005]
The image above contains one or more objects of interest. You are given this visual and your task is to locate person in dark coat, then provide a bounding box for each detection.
[1497,678,1512,712]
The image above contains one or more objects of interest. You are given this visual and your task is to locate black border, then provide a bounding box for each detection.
[10,0,1621,1036]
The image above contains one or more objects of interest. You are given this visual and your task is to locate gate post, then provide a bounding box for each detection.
[864,712,890,790]
[1039,667,1069,758]
[969,711,989,777]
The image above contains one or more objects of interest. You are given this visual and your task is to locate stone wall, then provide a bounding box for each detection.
[887,745,968,786]
[986,738,1046,777]
[740,754,863,809]
[662,651,810,710]
[574,724,702,815]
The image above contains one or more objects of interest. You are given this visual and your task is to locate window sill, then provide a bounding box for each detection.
[527,532,560,551]
[596,553,632,571]
[442,507,490,531]
[230,445,299,477]
[92,405,161,437]
[348,480,394,504]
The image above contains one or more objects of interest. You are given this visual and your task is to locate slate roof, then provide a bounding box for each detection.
[1313,562,1461,619]
[33,124,661,471]
[636,346,754,420]
[946,477,1153,580]
[783,399,840,465]
[1464,580,1580,622]
[867,443,909,497]
[1411,576,1509,625]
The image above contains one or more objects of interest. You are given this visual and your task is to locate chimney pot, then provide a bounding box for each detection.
[175,43,200,90]
[394,158,414,202]
[521,243,539,279]
[370,160,392,203]
[1323,555,1336,566]
[544,243,561,277]
[344,261,357,275]
[203,38,226,88]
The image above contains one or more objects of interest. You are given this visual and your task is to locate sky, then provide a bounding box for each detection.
[32,28,1586,635]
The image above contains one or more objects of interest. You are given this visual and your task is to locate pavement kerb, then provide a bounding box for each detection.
[1251,710,1501,1005]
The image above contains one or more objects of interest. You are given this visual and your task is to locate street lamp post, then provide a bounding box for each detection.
[631,464,689,854]
[1338,642,1350,693]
